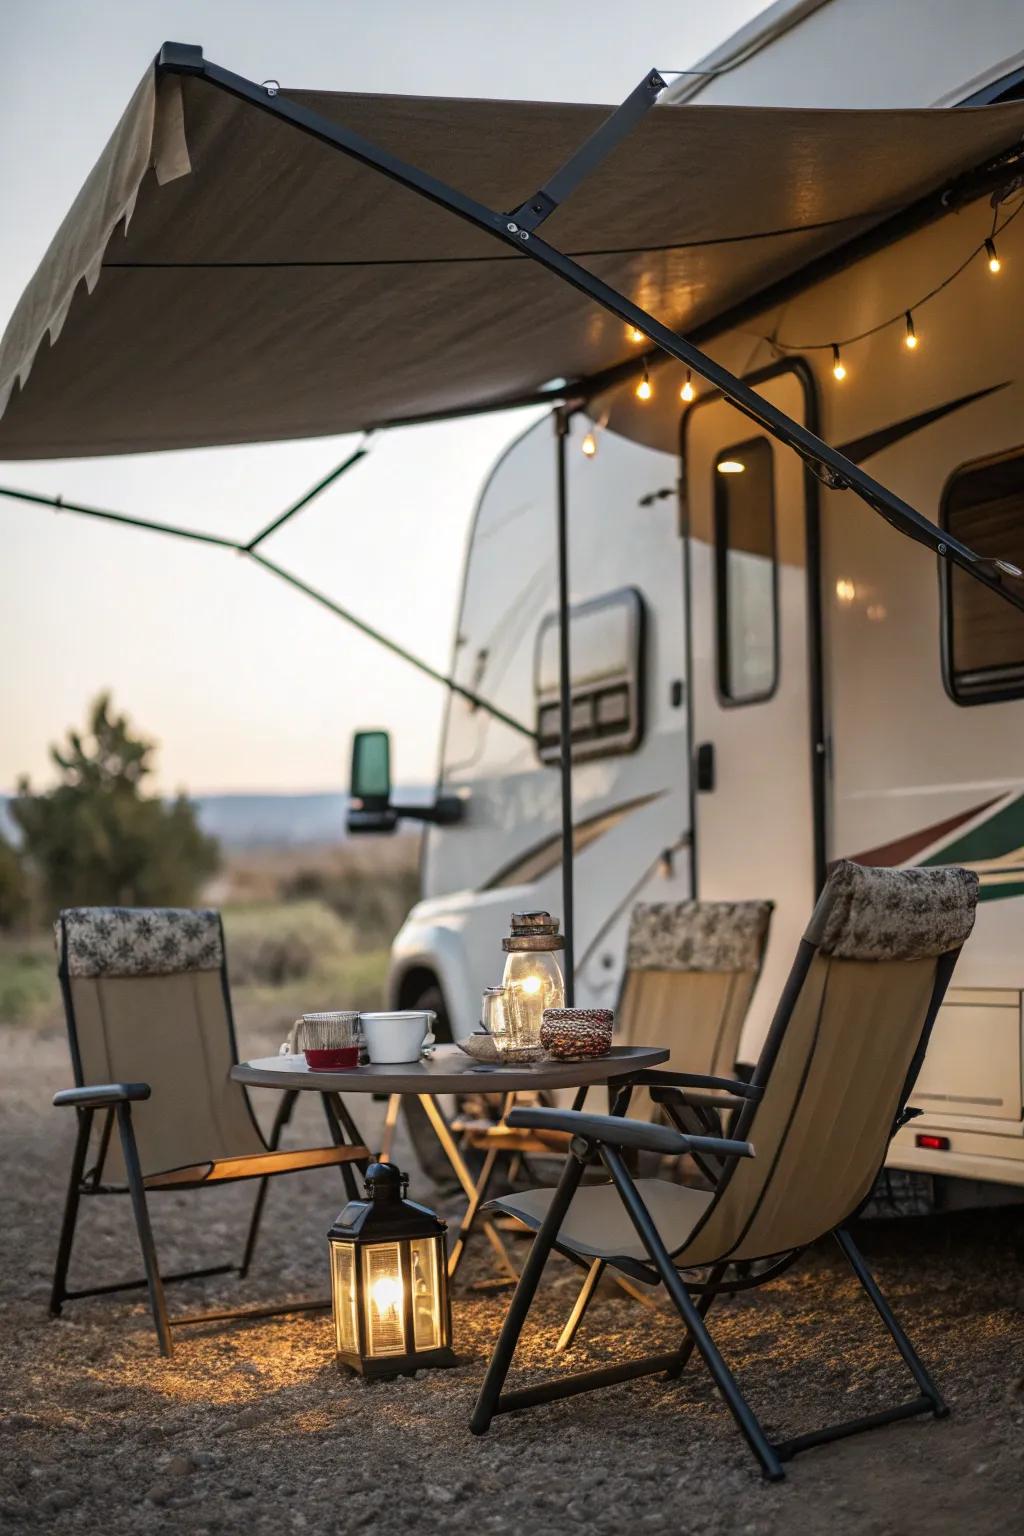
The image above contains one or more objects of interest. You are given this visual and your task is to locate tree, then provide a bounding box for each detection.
[12,694,219,916]
[0,831,28,930]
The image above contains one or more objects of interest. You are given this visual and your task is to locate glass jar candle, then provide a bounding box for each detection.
[499,912,565,1058]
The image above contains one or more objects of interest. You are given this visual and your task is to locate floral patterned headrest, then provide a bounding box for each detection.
[57,907,224,978]
[626,900,773,973]
[805,862,978,961]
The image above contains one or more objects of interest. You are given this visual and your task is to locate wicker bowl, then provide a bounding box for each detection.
[540,1008,614,1062]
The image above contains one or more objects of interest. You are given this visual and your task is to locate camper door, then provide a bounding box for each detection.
[683,363,822,1058]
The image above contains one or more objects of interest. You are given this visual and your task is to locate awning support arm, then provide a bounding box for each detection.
[157,43,1024,615]
[244,436,372,551]
[508,69,666,232]
[0,481,536,741]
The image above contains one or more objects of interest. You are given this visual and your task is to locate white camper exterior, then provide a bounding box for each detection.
[387,0,1024,1194]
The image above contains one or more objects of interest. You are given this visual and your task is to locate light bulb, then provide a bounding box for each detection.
[680,370,695,403]
[371,1274,403,1313]
[628,325,645,343]
[904,311,918,350]
[831,344,847,381]
[717,459,746,475]
[581,430,597,458]
[520,974,542,995]
[985,238,1001,274]
[635,364,653,401]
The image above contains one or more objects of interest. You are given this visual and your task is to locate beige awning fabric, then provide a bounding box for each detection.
[2,59,1024,459]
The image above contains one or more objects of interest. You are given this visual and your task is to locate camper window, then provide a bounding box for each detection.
[943,450,1024,704]
[534,587,645,764]
[714,438,778,705]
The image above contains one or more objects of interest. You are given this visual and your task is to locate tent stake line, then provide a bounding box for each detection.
[154,42,1024,616]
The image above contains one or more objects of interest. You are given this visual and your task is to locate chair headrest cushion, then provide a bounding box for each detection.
[627,899,774,973]
[805,862,979,961]
[57,907,224,978]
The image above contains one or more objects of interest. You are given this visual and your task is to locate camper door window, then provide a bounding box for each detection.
[714,438,778,706]
[943,449,1024,705]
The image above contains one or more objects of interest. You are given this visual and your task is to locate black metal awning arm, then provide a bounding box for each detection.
[0,480,535,740]
[156,43,1024,615]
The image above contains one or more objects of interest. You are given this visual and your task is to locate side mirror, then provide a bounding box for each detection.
[346,729,465,835]
[348,730,398,833]
[351,729,392,810]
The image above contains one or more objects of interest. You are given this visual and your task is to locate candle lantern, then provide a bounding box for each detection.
[327,1162,455,1379]
[499,911,566,1058]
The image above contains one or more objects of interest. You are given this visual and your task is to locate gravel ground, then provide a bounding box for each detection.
[1,1015,1022,1535]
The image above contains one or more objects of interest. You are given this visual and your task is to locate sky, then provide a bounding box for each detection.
[0,0,766,794]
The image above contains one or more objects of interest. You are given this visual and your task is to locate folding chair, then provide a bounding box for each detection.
[50,906,370,1356]
[470,862,978,1480]
[556,897,772,1345]
[445,899,773,1292]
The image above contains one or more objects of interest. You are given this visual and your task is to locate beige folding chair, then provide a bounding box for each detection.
[50,906,370,1356]
[470,862,978,1481]
[444,900,772,1291]
[554,897,772,1346]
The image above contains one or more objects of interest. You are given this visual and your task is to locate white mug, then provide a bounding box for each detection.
[360,1010,436,1065]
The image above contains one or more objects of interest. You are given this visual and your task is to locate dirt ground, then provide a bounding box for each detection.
[1,1013,1022,1536]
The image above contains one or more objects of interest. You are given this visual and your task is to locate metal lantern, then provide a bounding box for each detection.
[327,1162,455,1379]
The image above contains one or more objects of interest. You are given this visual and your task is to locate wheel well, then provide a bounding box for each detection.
[396,965,442,1010]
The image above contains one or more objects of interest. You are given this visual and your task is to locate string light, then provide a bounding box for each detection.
[680,369,696,402]
[763,196,1023,379]
[628,325,646,343]
[581,429,598,458]
[635,362,653,401]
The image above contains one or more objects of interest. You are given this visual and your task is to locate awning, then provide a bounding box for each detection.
[2,58,1024,459]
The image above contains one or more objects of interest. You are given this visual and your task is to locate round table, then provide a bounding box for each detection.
[232,1044,669,1278]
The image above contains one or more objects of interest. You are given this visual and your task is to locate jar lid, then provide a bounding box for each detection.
[503,911,565,952]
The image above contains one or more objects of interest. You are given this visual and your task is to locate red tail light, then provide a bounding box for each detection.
[915,1133,950,1152]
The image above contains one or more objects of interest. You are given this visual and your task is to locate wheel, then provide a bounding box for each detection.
[410,983,452,1044]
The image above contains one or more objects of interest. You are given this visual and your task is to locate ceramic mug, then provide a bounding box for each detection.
[359,1010,436,1065]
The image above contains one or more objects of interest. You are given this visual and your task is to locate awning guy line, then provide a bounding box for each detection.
[0,478,536,742]
[155,44,1024,615]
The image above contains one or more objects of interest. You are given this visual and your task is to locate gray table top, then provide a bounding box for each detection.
[232,1043,669,1095]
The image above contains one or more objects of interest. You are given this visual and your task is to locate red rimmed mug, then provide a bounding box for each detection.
[289,1012,361,1070]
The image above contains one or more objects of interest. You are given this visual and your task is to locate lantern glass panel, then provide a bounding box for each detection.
[330,1241,358,1355]
[362,1242,406,1356]
[410,1237,442,1351]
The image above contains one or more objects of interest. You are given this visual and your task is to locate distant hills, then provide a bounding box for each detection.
[0,788,432,850]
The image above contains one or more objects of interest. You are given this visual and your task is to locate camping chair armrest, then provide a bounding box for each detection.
[630,1070,762,1102]
[505,1105,753,1160]
[53,1083,151,1109]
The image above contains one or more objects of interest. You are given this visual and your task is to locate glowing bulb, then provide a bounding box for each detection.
[371,1274,403,1313]
[831,344,846,382]
[635,364,653,401]
[836,578,856,604]
[717,459,746,475]
[904,311,918,350]
[521,975,542,995]
[628,325,646,343]
[581,430,597,458]
[680,370,695,403]
[985,238,1001,274]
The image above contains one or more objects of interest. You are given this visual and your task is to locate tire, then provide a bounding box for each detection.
[410,983,452,1044]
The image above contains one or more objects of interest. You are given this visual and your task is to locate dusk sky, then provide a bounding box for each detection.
[0,0,765,793]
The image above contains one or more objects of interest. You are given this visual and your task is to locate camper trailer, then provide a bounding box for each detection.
[353,0,1024,1200]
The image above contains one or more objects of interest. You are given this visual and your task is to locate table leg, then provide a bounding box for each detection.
[320,1093,362,1202]
[378,1093,402,1164]
[418,1094,519,1281]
